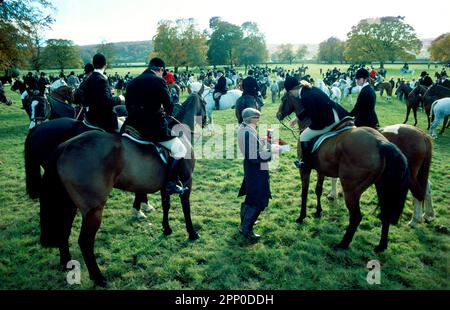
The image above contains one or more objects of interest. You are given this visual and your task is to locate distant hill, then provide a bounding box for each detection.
[78,40,153,65]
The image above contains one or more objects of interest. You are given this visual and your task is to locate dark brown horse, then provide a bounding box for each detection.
[38,93,206,287]
[330,124,433,228]
[406,85,427,126]
[277,89,409,252]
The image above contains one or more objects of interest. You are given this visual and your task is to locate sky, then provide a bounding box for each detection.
[44,0,450,46]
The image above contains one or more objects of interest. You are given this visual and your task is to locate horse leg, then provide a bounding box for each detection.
[423,181,434,223]
[408,197,423,228]
[296,169,311,224]
[314,174,324,218]
[161,191,172,236]
[180,185,199,240]
[78,206,106,287]
[132,193,154,219]
[413,107,418,126]
[59,204,78,269]
[375,220,390,253]
[439,115,449,135]
[328,178,337,201]
[404,103,411,124]
[334,192,362,250]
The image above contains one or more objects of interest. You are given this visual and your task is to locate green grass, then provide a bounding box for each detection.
[0,63,449,290]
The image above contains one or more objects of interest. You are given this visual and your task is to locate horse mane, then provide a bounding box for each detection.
[173,93,199,123]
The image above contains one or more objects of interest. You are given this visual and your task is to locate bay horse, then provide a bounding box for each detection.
[277,89,409,252]
[234,95,262,123]
[38,93,206,287]
[406,85,428,126]
[329,124,433,228]
[370,78,392,99]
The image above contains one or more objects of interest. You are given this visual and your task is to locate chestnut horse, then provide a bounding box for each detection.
[277,89,409,252]
[329,124,433,228]
[38,93,206,287]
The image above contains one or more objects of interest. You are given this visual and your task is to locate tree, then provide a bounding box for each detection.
[207,17,243,66]
[96,40,115,67]
[0,0,54,72]
[237,21,268,69]
[152,18,207,72]
[344,16,422,63]
[428,33,450,62]
[278,44,295,64]
[296,45,308,62]
[318,37,345,63]
[41,39,82,71]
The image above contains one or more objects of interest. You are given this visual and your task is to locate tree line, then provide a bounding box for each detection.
[1,1,449,75]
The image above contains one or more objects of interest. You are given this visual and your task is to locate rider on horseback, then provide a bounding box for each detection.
[122,57,188,196]
[213,70,227,110]
[349,68,379,129]
[242,69,263,108]
[284,76,349,170]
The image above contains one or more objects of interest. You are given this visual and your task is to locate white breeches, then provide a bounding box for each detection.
[300,109,340,142]
[159,137,188,159]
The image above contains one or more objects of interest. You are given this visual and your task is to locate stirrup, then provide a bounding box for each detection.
[165,182,189,195]
[294,159,308,170]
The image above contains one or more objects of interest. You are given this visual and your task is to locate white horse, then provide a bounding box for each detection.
[189,81,242,130]
[429,97,450,138]
[315,80,342,103]
[336,79,361,103]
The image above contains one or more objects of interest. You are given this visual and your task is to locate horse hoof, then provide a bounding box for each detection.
[296,217,304,224]
[374,245,387,253]
[333,243,348,251]
[314,212,322,218]
[189,231,200,240]
[94,276,108,288]
[163,227,173,236]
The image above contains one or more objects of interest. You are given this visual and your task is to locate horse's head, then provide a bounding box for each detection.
[0,87,13,106]
[277,88,298,121]
[11,79,24,93]
[176,92,207,131]
[51,86,74,103]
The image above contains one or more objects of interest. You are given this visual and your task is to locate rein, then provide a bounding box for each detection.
[278,115,299,141]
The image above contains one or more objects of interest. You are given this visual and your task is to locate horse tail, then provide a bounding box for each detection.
[24,130,41,199]
[376,141,410,225]
[417,134,433,198]
[39,145,72,248]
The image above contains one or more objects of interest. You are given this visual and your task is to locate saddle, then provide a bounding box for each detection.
[121,125,169,164]
[311,117,355,153]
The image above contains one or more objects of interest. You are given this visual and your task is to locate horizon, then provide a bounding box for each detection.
[45,0,450,46]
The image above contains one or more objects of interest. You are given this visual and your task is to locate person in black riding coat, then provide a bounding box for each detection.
[213,70,227,110]
[80,53,124,132]
[242,69,263,107]
[418,71,433,87]
[122,57,188,196]
[349,68,379,129]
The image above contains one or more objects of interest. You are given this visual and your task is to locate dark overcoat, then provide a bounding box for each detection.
[237,123,272,211]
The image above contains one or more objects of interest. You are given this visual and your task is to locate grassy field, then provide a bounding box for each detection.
[0,64,448,290]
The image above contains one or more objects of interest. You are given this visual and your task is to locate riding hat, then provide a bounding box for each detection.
[355,68,369,79]
[242,108,261,122]
[420,71,428,77]
[284,76,300,91]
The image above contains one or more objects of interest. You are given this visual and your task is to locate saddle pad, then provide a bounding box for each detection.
[122,133,168,165]
[312,126,354,153]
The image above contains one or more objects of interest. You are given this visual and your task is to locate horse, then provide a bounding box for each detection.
[406,85,428,126]
[375,82,393,100]
[37,92,206,287]
[329,124,433,228]
[0,83,13,106]
[277,79,285,99]
[423,84,450,130]
[395,81,412,102]
[429,97,450,138]
[234,95,261,123]
[337,79,361,102]
[277,89,409,252]
[315,80,342,103]
[189,81,242,129]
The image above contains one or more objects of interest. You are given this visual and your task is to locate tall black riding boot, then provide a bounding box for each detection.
[294,141,313,170]
[164,158,189,195]
[214,97,220,110]
[239,203,249,232]
[241,205,262,241]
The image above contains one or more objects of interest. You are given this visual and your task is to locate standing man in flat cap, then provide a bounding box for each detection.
[237,108,279,240]
[80,53,125,132]
[122,57,188,196]
[349,68,379,128]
